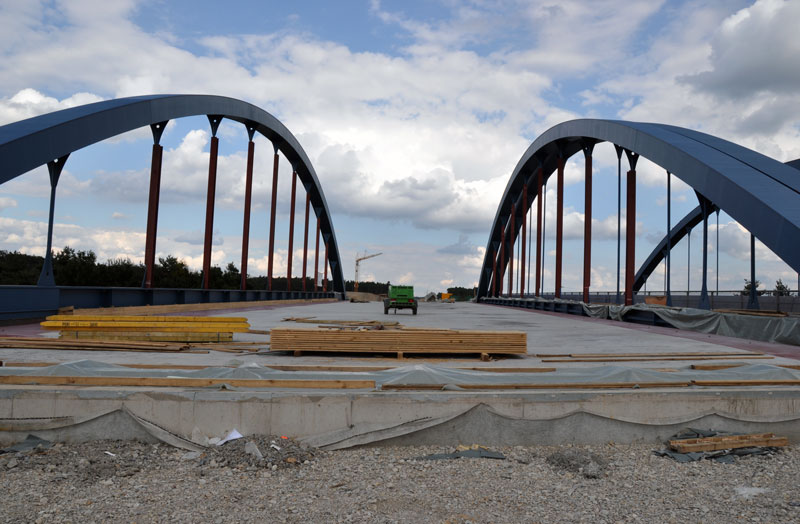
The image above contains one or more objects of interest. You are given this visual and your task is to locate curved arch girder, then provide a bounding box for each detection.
[634,158,800,293]
[479,119,800,299]
[0,95,345,294]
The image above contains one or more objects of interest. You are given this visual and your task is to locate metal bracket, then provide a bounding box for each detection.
[624,149,639,171]
[150,121,168,145]
[207,115,223,137]
[244,121,257,142]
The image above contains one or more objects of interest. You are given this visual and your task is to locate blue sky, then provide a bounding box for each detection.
[1,0,799,294]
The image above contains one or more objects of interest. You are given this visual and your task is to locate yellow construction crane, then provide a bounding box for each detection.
[354,251,382,292]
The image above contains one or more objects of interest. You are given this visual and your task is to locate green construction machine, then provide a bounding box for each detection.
[384,283,418,315]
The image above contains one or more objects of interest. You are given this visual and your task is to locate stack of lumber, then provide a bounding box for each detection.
[283,317,402,329]
[669,433,788,452]
[270,327,527,359]
[41,315,250,343]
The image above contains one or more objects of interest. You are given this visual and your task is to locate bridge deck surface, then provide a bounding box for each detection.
[0,300,797,368]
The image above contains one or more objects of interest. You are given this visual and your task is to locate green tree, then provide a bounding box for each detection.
[741,279,763,296]
[775,279,791,296]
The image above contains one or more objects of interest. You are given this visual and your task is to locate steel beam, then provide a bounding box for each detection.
[287,170,297,291]
[624,150,639,306]
[202,121,221,290]
[582,146,593,303]
[535,168,542,296]
[323,241,329,292]
[302,191,310,292]
[267,148,279,290]
[37,155,69,287]
[748,234,759,310]
[240,128,256,290]
[555,156,564,298]
[521,183,527,296]
[697,193,712,310]
[143,121,166,289]
[492,247,498,297]
[508,203,515,296]
[314,217,320,292]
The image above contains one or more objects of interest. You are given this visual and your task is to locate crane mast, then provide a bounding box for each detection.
[354,251,382,292]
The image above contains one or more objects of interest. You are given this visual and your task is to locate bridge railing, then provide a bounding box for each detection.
[495,291,800,313]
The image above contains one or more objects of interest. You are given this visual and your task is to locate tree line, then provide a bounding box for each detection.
[0,248,391,292]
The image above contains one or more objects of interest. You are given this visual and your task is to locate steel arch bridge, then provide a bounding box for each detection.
[477,119,800,309]
[0,95,345,318]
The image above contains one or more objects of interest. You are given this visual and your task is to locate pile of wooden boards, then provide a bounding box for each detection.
[269,327,527,359]
[41,314,250,343]
[669,433,788,453]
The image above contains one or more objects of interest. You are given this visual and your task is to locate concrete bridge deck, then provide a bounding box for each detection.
[1,301,799,447]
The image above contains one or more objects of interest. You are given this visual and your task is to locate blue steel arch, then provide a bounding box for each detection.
[0,94,345,294]
[633,158,800,292]
[478,119,800,298]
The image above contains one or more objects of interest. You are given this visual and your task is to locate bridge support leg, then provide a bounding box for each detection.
[666,171,672,306]
[508,203,515,296]
[535,168,542,296]
[143,123,165,289]
[747,234,760,310]
[287,170,297,291]
[267,148,279,291]
[499,219,506,296]
[582,145,593,303]
[314,218,320,292]
[202,134,219,290]
[697,193,712,310]
[555,156,564,298]
[323,240,329,292]
[240,134,255,291]
[302,192,310,292]
[37,155,69,287]
[521,183,527,297]
[624,150,639,306]
[492,247,498,296]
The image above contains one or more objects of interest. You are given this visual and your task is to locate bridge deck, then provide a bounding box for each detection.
[1,301,798,447]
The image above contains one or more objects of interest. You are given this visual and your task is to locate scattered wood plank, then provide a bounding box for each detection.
[691,379,800,386]
[269,327,527,356]
[715,309,788,317]
[0,375,375,389]
[692,363,800,371]
[669,433,788,453]
[536,351,763,358]
[382,381,691,391]
[542,356,773,362]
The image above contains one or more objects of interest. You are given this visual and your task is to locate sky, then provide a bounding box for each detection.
[1,0,799,295]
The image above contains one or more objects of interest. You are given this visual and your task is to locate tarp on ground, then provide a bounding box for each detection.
[1,360,798,387]
[511,297,800,346]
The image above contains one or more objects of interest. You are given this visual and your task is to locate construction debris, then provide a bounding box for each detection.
[655,429,788,463]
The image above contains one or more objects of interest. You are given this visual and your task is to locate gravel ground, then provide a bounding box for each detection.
[1,437,798,523]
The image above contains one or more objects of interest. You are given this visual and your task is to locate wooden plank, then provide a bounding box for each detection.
[0,375,375,389]
[669,433,788,452]
[691,379,800,386]
[382,381,691,391]
[59,331,234,342]
[41,321,249,332]
[542,356,773,362]
[536,351,763,358]
[692,363,800,371]
[46,314,249,323]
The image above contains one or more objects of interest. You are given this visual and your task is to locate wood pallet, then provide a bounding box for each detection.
[669,433,788,453]
[269,327,527,359]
